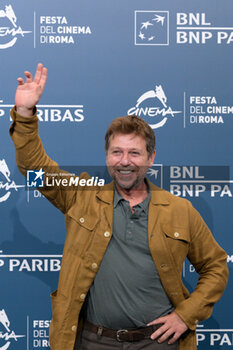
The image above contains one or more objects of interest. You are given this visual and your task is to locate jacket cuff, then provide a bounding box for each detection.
[175,308,198,331]
[9,106,38,135]
[174,296,213,331]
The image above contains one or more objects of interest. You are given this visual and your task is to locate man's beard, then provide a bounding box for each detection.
[108,166,148,191]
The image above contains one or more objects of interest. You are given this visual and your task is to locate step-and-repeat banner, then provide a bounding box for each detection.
[0,0,232,349]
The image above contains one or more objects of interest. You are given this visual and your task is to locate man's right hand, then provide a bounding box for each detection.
[15,63,47,117]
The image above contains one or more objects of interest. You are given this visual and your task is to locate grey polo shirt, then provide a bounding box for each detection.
[85,184,174,329]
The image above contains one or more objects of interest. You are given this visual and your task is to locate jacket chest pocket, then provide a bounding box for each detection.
[162,224,190,267]
[65,211,99,258]
[58,213,99,297]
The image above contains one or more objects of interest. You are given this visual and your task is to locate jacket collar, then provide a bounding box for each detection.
[149,180,170,205]
[96,178,170,205]
[96,181,114,204]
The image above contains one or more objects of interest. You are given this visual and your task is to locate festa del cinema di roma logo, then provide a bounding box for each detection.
[0,309,25,349]
[0,4,31,49]
[0,159,24,202]
[127,85,182,129]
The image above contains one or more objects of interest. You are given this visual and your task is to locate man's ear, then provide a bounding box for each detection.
[149,150,156,166]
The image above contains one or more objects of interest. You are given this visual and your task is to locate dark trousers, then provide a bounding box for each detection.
[74,326,178,350]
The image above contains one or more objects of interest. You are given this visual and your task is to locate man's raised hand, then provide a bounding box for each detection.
[15,63,47,117]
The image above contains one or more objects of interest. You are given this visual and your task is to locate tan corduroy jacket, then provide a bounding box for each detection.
[10,107,229,350]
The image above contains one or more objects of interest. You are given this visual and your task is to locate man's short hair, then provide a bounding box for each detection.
[105,115,155,157]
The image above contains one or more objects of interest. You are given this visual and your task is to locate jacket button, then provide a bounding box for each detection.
[80,293,86,300]
[72,325,77,332]
[160,264,167,269]
[174,232,180,238]
[92,263,98,269]
[104,231,110,238]
[79,217,85,223]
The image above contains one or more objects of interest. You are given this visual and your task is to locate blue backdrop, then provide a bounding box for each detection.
[0,0,232,349]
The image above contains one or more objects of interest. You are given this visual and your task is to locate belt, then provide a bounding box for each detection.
[83,320,161,342]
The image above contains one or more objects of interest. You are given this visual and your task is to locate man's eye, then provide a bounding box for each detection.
[112,150,120,154]
[131,151,139,155]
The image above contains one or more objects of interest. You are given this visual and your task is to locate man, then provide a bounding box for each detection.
[10,63,228,350]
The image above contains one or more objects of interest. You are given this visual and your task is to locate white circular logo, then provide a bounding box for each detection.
[128,85,182,129]
[0,5,31,49]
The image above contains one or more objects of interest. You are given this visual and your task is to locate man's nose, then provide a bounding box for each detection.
[120,153,131,166]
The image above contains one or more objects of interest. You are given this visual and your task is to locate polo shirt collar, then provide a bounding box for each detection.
[113,179,151,212]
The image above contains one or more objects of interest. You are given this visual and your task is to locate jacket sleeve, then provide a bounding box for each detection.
[175,201,229,330]
[9,106,77,214]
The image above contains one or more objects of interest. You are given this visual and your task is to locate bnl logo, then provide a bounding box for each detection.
[147,165,163,188]
[26,169,45,188]
[134,11,169,46]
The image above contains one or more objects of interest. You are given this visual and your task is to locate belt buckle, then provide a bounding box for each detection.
[116,329,128,342]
